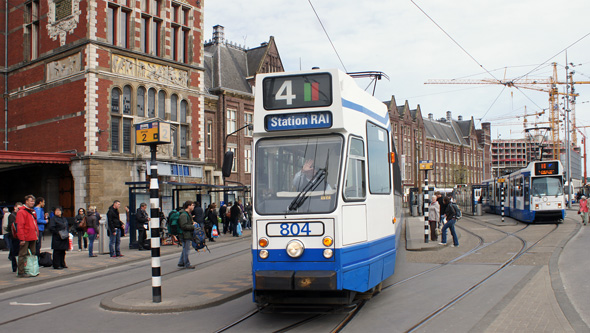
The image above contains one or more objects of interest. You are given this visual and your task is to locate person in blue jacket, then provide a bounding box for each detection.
[34,197,48,254]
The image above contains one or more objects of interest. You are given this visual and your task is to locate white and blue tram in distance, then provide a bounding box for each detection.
[251,69,403,307]
[482,160,565,223]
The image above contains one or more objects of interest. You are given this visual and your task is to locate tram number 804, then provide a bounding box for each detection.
[266,222,324,237]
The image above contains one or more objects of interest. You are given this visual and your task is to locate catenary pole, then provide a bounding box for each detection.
[424,170,429,243]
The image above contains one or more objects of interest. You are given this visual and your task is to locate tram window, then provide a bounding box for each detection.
[344,137,366,200]
[367,122,391,194]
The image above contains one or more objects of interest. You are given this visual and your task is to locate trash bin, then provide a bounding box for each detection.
[476,203,482,216]
[98,216,109,254]
[411,205,418,217]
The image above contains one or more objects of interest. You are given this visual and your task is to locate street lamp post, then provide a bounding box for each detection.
[224,123,253,152]
[222,123,253,201]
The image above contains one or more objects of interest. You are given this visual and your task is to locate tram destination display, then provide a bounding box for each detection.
[263,73,332,110]
[534,162,559,176]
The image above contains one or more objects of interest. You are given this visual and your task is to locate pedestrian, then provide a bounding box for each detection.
[136,203,150,250]
[435,191,446,227]
[193,202,204,229]
[219,202,228,234]
[428,196,440,241]
[2,207,10,252]
[124,205,130,235]
[107,200,124,258]
[48,207,69,269]
[230,201,241,237]
[33,197,48,255]
[6,203,22,273]
[16,195,38,278]
[245,202,252,229]
[205,203,218,242]
[74,208,88,251]
[86,206,99,257]
[578,195,588,226]
[439,196,459,247]
[177,200,196,269]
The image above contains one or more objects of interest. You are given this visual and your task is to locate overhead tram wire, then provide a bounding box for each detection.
[513,31,590,82]
[476,86,506,126]
[307,0,347,72]
[410,0,501,84]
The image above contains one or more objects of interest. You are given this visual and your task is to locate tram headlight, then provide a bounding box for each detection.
[322,236,333,247]
[259,249,269,259]
[558,203,562,208]
[323,249,333,259]
[259,237,269,248]
[286,240,304,258]
[535,204,539,209]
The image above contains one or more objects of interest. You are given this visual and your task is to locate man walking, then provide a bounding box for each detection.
[107,200,124,258]
[136,203,150,251]
[6,202,22,273]
[178,201,196,269]
[193,202,204,229]
[219,202,228,234]
[16,195,38,277]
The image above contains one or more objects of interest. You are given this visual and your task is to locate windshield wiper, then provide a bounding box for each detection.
[288,168,327,211]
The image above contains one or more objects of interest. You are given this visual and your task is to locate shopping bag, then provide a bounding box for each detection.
[83,232,88,238]
[68,233,74,251]
[236,222,243,236]
[24,250,40,276]
[212,225,219,238]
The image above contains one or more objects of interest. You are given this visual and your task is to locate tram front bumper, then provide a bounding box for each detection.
[255,270,337,291]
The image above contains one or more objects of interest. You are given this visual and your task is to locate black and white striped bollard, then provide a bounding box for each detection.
[501,183,505,223]
[424,172,429,243]
[149,144,162,303]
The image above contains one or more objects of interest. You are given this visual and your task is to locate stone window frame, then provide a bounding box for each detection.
[106,1,132,48]
[171,2,192,63]
[110,85,134,154]
[25,0,40,60]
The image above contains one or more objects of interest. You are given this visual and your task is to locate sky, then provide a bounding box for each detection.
[203,0,590,147]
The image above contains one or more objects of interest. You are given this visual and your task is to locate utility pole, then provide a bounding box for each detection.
[565,61,572,209]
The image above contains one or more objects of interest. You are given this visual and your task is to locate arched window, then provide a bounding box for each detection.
[148,88,156,118]
[180,99,187,123]
[111,88,121,114]
[158,90,166,119]
[137,87,145,117]
[170,94,178,121]
[123,85,132,115]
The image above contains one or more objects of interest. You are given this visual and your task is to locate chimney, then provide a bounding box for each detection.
[446,111,452,121]
[428,113,433,120]
[458,115,463,121]
[212,25,225,44]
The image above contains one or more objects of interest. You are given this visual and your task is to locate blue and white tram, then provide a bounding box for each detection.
[251,69,403,306]
[482,161,565,223]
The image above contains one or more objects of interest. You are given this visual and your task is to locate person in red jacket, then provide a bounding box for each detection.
[16,194,39,278]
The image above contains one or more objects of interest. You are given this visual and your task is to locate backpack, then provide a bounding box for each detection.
[452,203,462,220]
[192,226,210,252]
[167,210,180,236]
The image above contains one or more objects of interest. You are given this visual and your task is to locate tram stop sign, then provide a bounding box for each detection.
[419,160,433,171]
[135,121,171,145]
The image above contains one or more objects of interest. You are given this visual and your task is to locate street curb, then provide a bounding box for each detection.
[549,221,589,332]
[99,287,252,314]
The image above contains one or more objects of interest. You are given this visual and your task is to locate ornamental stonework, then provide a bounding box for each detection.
[47,0,82,46]
[112,55,189,88]
[46,52,82,81]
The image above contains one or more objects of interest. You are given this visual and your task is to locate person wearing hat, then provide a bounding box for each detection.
[579,195,588,226]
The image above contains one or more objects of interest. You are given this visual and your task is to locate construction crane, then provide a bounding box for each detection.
[427,63,590,159]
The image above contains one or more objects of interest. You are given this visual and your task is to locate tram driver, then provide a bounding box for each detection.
[292,158,332,192]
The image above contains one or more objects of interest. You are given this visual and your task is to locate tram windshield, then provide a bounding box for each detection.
[255,135,343,215]
[531,176,563,197]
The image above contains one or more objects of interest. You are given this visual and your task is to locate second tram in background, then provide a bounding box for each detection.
[250,68,403,309]
[482,160,565,223]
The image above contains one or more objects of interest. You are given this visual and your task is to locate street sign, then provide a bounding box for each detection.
[497,178,506,183]
[419,160,433,170]
[135,121,171,145]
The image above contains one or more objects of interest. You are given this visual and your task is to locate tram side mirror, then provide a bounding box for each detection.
[222,150,234,178]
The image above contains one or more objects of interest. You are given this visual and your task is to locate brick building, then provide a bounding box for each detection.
[386,97,489,198]
[0,0,204,215]
[203,25,284,204]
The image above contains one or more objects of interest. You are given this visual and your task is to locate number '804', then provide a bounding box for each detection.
[280,223,311,236]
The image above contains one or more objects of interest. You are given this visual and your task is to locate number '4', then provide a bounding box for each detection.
[275,80,296,105]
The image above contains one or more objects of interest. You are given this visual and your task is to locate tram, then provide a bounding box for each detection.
[482,161,565,223]
[250,69,403,307]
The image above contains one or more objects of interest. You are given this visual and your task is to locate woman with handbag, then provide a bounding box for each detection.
[48,207,69,269]
[428,196,440,241]
[86,206,99,257]
[579,196,588,226]
[75,208,88,251]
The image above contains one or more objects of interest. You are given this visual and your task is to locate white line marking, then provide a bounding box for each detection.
[9,301,52,306]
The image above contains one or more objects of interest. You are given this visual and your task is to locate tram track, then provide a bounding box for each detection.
[403,218,559,332]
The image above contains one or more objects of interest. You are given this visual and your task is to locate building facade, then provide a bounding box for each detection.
[0,0,204,214]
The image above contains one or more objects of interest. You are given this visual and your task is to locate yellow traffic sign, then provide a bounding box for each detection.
[419,160,433,170]
[135,121,171,145]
